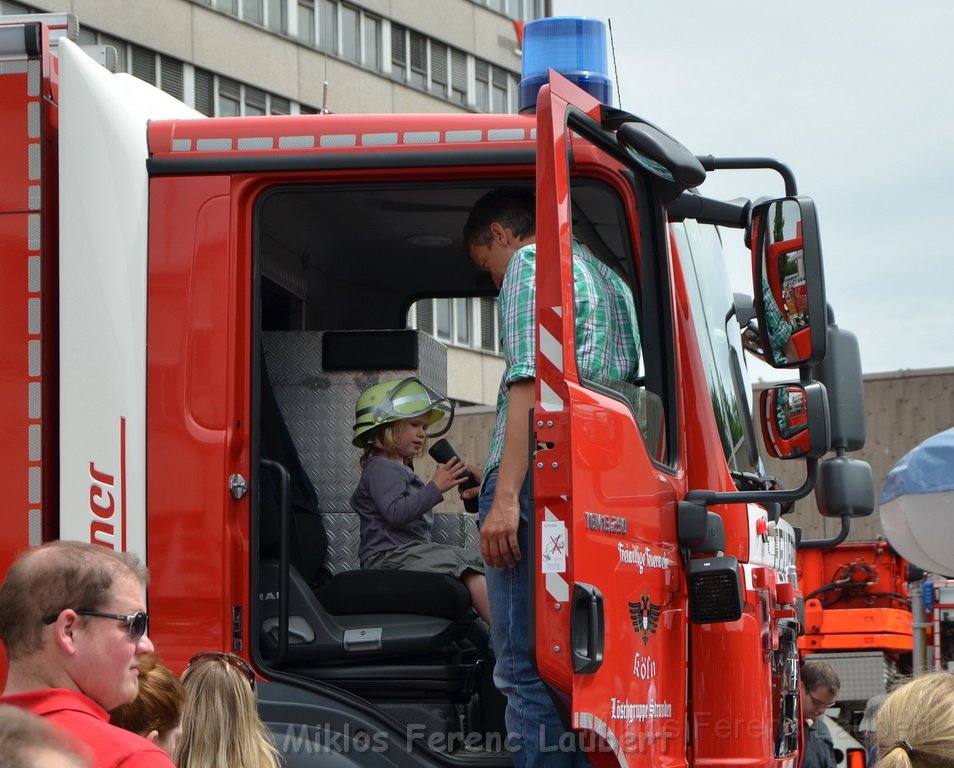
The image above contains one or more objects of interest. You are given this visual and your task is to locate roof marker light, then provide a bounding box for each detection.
[519,17,612,114]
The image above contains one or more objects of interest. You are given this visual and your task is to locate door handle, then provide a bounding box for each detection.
[571,582,604,674]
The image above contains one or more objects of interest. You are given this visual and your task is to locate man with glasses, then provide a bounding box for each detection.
[0,540,174,767]
[801,661,842,768]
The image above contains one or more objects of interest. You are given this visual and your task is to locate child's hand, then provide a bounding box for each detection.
[432,457,466,493]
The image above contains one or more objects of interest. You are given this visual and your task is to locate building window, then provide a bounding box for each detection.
[242,0,263,25]
[297,0,315,44]
[270,95,290,114]
[391,23,406,81]
[340,4,359,62]
[363,14,381,70]
[159,56,184,101]
[266,0,285,32]
[454,298,472,345]
[131,45,157,85]
[408,31,427,89]
[245,86,267,115]
[466,0,547,21]
[408,298,499,352]
[475,58,516,113]
[450,48,468,104]
[435,299,452,341]
[194,68,214,116]
[317,0,336,53]
[218,77,241,116]
[480,297,498,352]
[431,44,448,99]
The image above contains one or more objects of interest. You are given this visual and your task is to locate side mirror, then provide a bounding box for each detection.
[759,382,830,459]
[616,121,707,189]
[815,455,874,518]
[814,324,865,452]
[751,197,827,367]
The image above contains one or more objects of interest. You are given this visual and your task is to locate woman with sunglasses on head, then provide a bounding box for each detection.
[174,652,280,768]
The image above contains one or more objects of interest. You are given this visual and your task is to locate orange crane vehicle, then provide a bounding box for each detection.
[797,541,914,767]
[1,11,882,767]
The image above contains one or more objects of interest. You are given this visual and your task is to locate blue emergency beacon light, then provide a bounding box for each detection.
[518,16,613,114]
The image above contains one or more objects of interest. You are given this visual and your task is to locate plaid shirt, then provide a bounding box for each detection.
[485,240,641,476]
[762,275,793,361]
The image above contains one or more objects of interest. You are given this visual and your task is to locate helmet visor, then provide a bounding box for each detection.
[365,377,454,438]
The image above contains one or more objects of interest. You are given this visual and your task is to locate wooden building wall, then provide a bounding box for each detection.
[757,367,954,543]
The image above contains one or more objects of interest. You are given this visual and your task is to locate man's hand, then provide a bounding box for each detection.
[481,495,521,569]
[481,379,534,569]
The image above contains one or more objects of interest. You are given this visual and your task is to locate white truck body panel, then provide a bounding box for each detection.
[57,38,199,561]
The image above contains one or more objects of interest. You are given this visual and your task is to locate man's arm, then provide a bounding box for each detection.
[481,379,534,569]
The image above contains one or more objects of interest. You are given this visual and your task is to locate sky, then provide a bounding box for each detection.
[551,0,953,377]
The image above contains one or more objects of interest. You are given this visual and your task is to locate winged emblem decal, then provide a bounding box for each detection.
[628,593,661,645]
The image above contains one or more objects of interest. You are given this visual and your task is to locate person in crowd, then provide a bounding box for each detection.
[109,654,186,757]
[800,661,841,768]
[174,651,281,768]
[0,540,174,767]
[874,672,954,768]
[0,703,89,768]
[349,376,491,624]
[859,692,887,766]
[463,187,640,767]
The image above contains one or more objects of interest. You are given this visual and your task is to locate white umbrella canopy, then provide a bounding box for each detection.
[880,427,954,577]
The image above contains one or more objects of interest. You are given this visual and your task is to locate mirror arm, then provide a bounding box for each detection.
[796,513,852,550]
[697,155,798,196]
[685,458,818,507]
[667,192,749,228]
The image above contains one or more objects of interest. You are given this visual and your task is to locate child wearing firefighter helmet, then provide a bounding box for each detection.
[350,377,491,624]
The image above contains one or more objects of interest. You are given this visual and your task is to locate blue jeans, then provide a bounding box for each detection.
[479,470,589,768]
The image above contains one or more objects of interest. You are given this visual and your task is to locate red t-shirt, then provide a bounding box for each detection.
[0,688,174,768]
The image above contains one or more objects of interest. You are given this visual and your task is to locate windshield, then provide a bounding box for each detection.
[672,219,760,476]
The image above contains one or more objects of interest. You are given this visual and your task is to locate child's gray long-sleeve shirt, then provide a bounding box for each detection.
[350,455,443,565]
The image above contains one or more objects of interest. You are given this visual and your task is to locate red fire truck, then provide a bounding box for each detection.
[0,13,875,767]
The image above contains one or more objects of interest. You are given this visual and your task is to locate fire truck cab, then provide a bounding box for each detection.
[0,13,876,767]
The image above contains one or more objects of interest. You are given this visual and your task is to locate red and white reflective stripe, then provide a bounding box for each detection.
[544,507,569,602]
[572,711,626,766]
[169,126,539,152]
[538,305,564,412]
[22,56,43,545]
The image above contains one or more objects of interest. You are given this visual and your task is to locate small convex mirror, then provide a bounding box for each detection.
[759,382,830,459]
[751,197,827,367]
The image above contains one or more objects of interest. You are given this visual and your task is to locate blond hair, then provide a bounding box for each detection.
[876,672,954,768]
[175,655,280,768]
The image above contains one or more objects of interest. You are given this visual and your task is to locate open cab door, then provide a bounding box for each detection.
[530,70,691,765]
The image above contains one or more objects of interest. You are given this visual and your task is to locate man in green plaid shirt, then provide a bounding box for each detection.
[462,187,639,767]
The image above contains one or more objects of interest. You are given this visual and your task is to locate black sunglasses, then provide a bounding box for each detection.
[42,609,149,643]
[187,651,256,690]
